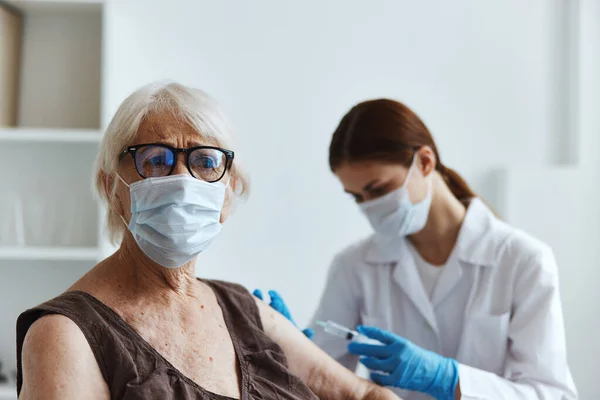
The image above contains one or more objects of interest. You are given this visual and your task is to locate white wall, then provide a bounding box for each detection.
[503,1,600,395]
[102,1,598,397]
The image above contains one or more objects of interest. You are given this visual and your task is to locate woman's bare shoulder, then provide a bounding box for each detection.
[19,315,109,400]
[23,313,93,351]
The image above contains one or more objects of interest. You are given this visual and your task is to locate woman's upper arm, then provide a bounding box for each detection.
[308,254,362,368]
[19,314,109,400]
[255,298,398,400]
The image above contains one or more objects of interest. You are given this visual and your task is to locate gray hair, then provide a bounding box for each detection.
[92,81,249,244]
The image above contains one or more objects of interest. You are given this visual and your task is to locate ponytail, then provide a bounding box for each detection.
[438,164,476,202]
[438,163,502,217]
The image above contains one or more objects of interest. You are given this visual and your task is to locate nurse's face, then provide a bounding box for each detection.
[335,151,433,204]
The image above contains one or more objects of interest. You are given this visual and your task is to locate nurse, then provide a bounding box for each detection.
[257,99,577,399]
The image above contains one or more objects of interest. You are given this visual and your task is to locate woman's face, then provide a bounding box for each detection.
[114,112,232,223]
[334,151,433,205]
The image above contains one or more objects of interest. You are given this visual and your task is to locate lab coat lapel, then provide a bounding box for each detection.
[391,241,439,335]
[431,255,464,308]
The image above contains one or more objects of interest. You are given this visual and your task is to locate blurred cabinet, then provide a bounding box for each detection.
[0,1,105,390]
[0,3,22,126]
[1,0,102,129]
[0,0,104,251]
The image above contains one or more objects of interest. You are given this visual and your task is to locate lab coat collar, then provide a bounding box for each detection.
[365,198,498,267]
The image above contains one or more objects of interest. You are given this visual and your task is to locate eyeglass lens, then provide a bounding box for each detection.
[134,145,227,181]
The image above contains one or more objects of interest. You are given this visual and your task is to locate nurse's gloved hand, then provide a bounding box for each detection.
[348,326,458,400]
[253,289,315,340]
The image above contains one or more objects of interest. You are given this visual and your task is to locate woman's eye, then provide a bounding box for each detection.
[148,156,166,166]
[192,156,221,169]
[198,156,217,169]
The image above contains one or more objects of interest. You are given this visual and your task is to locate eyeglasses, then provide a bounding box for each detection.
[120,143,234,182]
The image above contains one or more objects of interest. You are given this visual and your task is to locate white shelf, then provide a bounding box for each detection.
[0,246,100,261]
[0,384,16,400]
[0,128,102,143]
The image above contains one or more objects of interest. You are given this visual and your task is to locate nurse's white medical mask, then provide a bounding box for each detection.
[116,174,227,268]
[359,154,432,237]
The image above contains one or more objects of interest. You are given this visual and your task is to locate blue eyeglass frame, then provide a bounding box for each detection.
[119,142,235,182]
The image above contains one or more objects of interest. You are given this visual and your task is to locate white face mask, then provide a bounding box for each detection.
[117,174,227,268]
[359,154,432,237]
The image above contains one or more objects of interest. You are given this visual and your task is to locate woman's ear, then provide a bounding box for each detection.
[101,170,114,199]
[102,170,125,217]
[417,146,437,177]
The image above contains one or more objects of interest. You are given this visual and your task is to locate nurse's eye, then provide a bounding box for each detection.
[369,185,388,198]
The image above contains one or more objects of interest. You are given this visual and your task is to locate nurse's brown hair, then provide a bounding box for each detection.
[329,98,476,202]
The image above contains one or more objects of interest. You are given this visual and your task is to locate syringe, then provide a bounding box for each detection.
[316,320,377,343]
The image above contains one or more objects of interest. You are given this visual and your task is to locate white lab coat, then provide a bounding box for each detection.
[309,199,577,400]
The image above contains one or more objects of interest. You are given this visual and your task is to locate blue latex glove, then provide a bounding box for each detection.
[253,289,315,340]
[348,326,458,400]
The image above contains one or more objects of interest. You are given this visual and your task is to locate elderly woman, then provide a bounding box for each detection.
[15,82,399,400]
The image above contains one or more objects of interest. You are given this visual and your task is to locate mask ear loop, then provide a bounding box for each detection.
[410,151,434,197]
[115,174,131,228]
[116,173,131,188]
[220,176,237,220]
[222,177,232,203]
[402,152,420,188]
[403,151,433,203]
